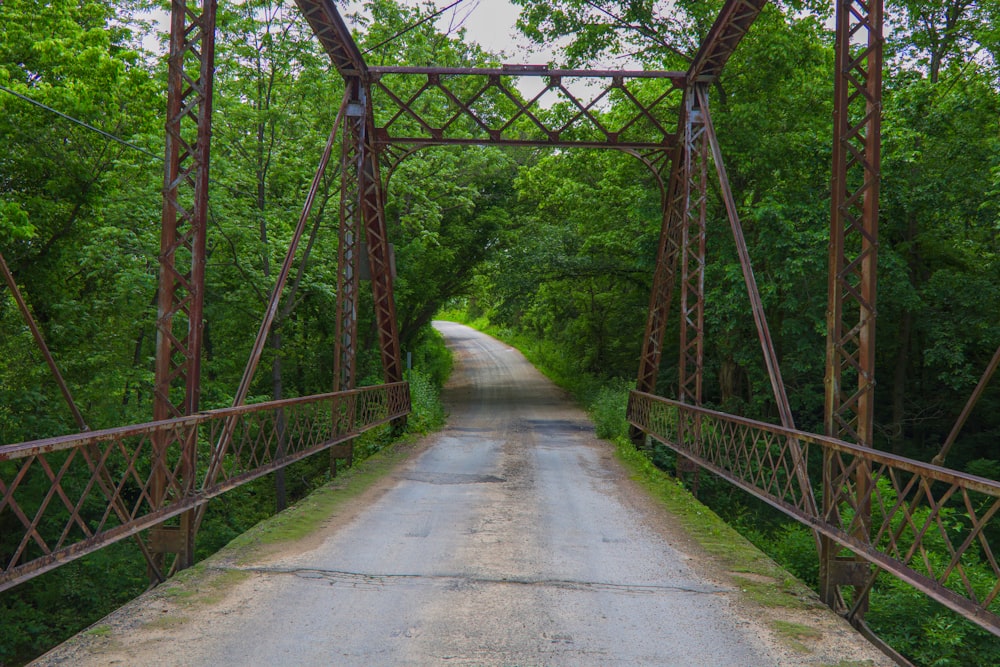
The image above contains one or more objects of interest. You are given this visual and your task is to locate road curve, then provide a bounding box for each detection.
[36,322,889,666]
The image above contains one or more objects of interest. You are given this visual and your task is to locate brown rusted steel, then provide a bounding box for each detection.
[634,143,686,403]
[697,89,819,525]
[361,111,404,386]
[293,0,366,77]
[152,0,219,570]
[0,252,87,432]
[369,67,683,150]
[847,344,1000,614]
[627,390,1000,638]
[677,87,707,409]
[0,383,410,593]
[231,98,347,410]
[822,0,883,615]
[687,0,768,83]
[155,0,218,422]
[189,101,349,542]
[933,345,1000,468]
[674,87,708,479]
[372,66,686,79]
[334,84,364,393]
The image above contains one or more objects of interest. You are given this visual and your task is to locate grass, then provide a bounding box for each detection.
[613,436,824,611]
[83,624,112,637]
[223,433,422,559]
[772,619,824,652]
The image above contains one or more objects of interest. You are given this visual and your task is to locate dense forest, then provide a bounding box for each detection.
[1,0,998,664]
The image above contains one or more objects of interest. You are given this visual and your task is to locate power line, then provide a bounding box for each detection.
[0,83,163,161]
[363,0,468,55]
[0,83,321,214]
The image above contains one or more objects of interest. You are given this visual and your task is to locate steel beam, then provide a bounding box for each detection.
[293,0,366,77]
[677,88,708,411]
[697,88,819,523]
[369,67,682,151]
[634,144,685,402]
[0,252,87,432]
[688,0,768,83]
[152,0,218,572]
[334,84,364,393]
[361,113,404,386]
[675,87,709,482]
[822,0,884,618]
[933,345,1000,467]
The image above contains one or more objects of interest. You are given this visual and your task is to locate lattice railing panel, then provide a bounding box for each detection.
[0,383,410,592]
[628,390,1000,634]
[370,67,684,150]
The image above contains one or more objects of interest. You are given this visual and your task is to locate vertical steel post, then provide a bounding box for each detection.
[676,87,708,483]
[635,145,685,399]
[632,146,684,445]
[677,87,708,408]
[151,0,218,573]
[334,82,364,395]
[360,111,404,387]
[822,0,883,616]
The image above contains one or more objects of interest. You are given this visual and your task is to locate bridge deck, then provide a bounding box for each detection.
[34,323,889,666]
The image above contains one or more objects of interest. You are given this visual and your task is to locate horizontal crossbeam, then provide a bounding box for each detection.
[370,66,684,150]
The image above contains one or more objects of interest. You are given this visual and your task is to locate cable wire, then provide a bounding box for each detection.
[0,82,328,216]
[363,0,468,55]
[0,83,163,161]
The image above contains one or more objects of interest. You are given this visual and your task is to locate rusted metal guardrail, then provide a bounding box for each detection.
[628,390,1000,636]
[0,383,410,592]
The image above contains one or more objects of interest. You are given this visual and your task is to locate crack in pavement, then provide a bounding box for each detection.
[212,565,728,596]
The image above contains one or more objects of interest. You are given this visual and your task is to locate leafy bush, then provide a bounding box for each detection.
[405,368,446,434]
[588,379,632,440]
[409,324,453,389]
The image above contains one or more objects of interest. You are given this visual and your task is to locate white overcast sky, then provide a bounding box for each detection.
[145,0,555,63]
[358,0,558,65]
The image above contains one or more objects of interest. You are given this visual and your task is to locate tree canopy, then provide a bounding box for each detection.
[1,0,998,663]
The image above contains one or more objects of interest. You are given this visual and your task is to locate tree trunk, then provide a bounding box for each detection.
[890,311,912,454]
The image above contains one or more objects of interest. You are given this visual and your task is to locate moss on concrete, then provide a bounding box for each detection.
[83,624,112,637]
[613,436,824,613]
[222,435,420,561]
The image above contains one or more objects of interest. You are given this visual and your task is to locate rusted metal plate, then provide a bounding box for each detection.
[149,527,187,555]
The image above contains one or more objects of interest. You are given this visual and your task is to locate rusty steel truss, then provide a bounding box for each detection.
[4,0,1000,651]
[0,384,410,592]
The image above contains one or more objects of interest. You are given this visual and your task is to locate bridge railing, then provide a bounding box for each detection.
[0,383,410,592]
[628,390,1000,635]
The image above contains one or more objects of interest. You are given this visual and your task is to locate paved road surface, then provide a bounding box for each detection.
[38,322,889,666]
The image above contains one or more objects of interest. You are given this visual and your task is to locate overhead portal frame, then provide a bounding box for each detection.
[287,0,884,627]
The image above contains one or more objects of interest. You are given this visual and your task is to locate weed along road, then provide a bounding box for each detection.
[37,322,890,666]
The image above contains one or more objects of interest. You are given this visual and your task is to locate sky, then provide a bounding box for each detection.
[363,0,559,65]
[146,0,560,65]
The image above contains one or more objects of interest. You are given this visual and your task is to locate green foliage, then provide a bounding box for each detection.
[404,368,446,434]
[408,324,453,389]
[589,379,633,441]
[3,0,1000,664]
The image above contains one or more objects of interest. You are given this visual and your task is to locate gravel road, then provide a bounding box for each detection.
[35,321,891,666]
